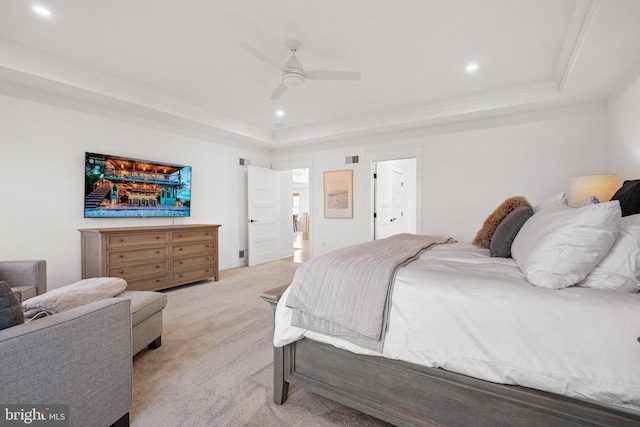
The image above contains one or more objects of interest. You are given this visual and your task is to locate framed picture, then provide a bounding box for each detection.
[324,169,353,218]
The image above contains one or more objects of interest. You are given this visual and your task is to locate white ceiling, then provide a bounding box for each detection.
[1,0,639,149]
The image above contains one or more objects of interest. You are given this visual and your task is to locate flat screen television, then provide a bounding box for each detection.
[84,152,191,218]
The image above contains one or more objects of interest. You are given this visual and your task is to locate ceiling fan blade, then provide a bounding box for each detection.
[305,70,361,81]
[238,43,283,71]
[269,83,288,100]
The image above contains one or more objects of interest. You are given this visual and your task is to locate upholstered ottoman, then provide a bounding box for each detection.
[116,290,167,356]
[19,276,168,357]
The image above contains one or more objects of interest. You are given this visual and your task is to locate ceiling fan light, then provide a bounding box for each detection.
[282,73,305,88]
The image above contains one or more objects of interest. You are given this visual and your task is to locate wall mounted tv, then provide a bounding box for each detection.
[84,152,191,218]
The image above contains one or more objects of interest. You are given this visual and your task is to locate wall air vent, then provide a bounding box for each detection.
[345,155,359,164]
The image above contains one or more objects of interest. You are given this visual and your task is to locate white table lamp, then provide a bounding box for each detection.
[568,174,620,207]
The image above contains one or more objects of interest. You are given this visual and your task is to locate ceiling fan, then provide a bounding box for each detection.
[238,40,362,100]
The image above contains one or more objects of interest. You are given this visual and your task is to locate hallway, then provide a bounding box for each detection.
[283,231,309,264]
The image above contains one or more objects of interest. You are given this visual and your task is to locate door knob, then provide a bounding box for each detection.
[250,219,258,223]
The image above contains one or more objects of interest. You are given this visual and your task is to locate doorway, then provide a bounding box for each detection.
[373,158,417,239]
[291,168,310,263]
[246,165,312,267]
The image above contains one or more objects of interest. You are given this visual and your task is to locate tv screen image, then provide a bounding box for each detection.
[84,152,191,218]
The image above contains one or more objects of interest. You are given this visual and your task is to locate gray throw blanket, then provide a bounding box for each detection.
[22,277,127,320]
[285,233,454,352]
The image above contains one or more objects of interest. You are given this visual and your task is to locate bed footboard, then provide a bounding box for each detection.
[260,285,291,404]
[260,285,640,427]
[273,345,289,404]
[280,338,640,427]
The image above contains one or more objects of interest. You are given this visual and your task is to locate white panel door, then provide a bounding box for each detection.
[248,165,280,266]
[374,161,404,239]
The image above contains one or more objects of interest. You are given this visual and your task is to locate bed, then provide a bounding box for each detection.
[262,190,640,426]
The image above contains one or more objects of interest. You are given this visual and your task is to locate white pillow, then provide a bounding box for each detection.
[578,213,640,292]
[577,195,599,207]
[511,200,621,289]
[533,192,568,212]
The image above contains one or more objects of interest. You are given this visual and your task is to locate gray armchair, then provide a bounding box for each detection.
[0,298,132,427]
[0,260,46,302]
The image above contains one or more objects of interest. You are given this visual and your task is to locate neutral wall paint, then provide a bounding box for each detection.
[606,73,640,179]
[272,103,608,256]
[0,90,613,288]
[0,94,270,289]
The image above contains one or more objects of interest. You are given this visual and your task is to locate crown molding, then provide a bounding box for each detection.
[0,39,272,145]
[273,0,595,146]
[272,80,561,146]
[0,0,596,148]
[553,0,600,93]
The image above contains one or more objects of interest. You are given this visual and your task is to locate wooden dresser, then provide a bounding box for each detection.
[79,224,221,291]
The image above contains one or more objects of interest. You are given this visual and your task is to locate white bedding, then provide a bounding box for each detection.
[274,242,640,410]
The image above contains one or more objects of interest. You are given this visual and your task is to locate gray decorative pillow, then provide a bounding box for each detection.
[472,196,532,248]
[490,206,534,258]
[0,281,25,330]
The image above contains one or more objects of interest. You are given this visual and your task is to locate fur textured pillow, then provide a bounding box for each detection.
[472,196,532,248]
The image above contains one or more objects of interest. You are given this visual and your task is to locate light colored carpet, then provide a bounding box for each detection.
[131,260,391,427]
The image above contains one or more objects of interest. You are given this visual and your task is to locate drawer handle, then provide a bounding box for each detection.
[118,270,124,274]
[119,254,124,258]
[155,236,160,239]
[155,279,160,283]
[119,238,124,242]
[206,269,210,272]
[179,274,183,278]
[179,261,183,265]
[178,234,183,238]
[206,245,210,248]
[155,265,160,269]
[179,248,183,251]
[156,250,160,254]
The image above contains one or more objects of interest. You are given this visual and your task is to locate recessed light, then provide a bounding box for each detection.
[33,5,52,16]
[465,62,479,73]
[275,110,285,117]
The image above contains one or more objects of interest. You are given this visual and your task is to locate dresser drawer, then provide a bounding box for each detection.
[107,260,168,278]
[172,266,215,284]
[107,232,169,249]
[172,254,215,270]
[172,242,215,257]
[125,274,170,291]
[171,228,215,243]
[80,225,220,288]
[107,247,168,265]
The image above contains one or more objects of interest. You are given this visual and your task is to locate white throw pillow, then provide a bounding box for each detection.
[578,213,640,292]
[577,195,599,207]
[511,200,621,289]
[533,192,568,212]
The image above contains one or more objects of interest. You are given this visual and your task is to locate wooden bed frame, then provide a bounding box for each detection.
[260,286,640,427]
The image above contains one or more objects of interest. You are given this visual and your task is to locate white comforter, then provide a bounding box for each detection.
[274,242,640,410]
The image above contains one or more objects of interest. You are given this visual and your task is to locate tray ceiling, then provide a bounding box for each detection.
[0,0,639,148]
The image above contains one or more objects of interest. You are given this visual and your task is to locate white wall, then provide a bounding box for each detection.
[606,73,640,179]
[0,94,270,289]
[0,89,616,288]
[272,103,608,257]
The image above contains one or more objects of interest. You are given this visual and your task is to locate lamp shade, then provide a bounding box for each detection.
[568,174,620,206]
